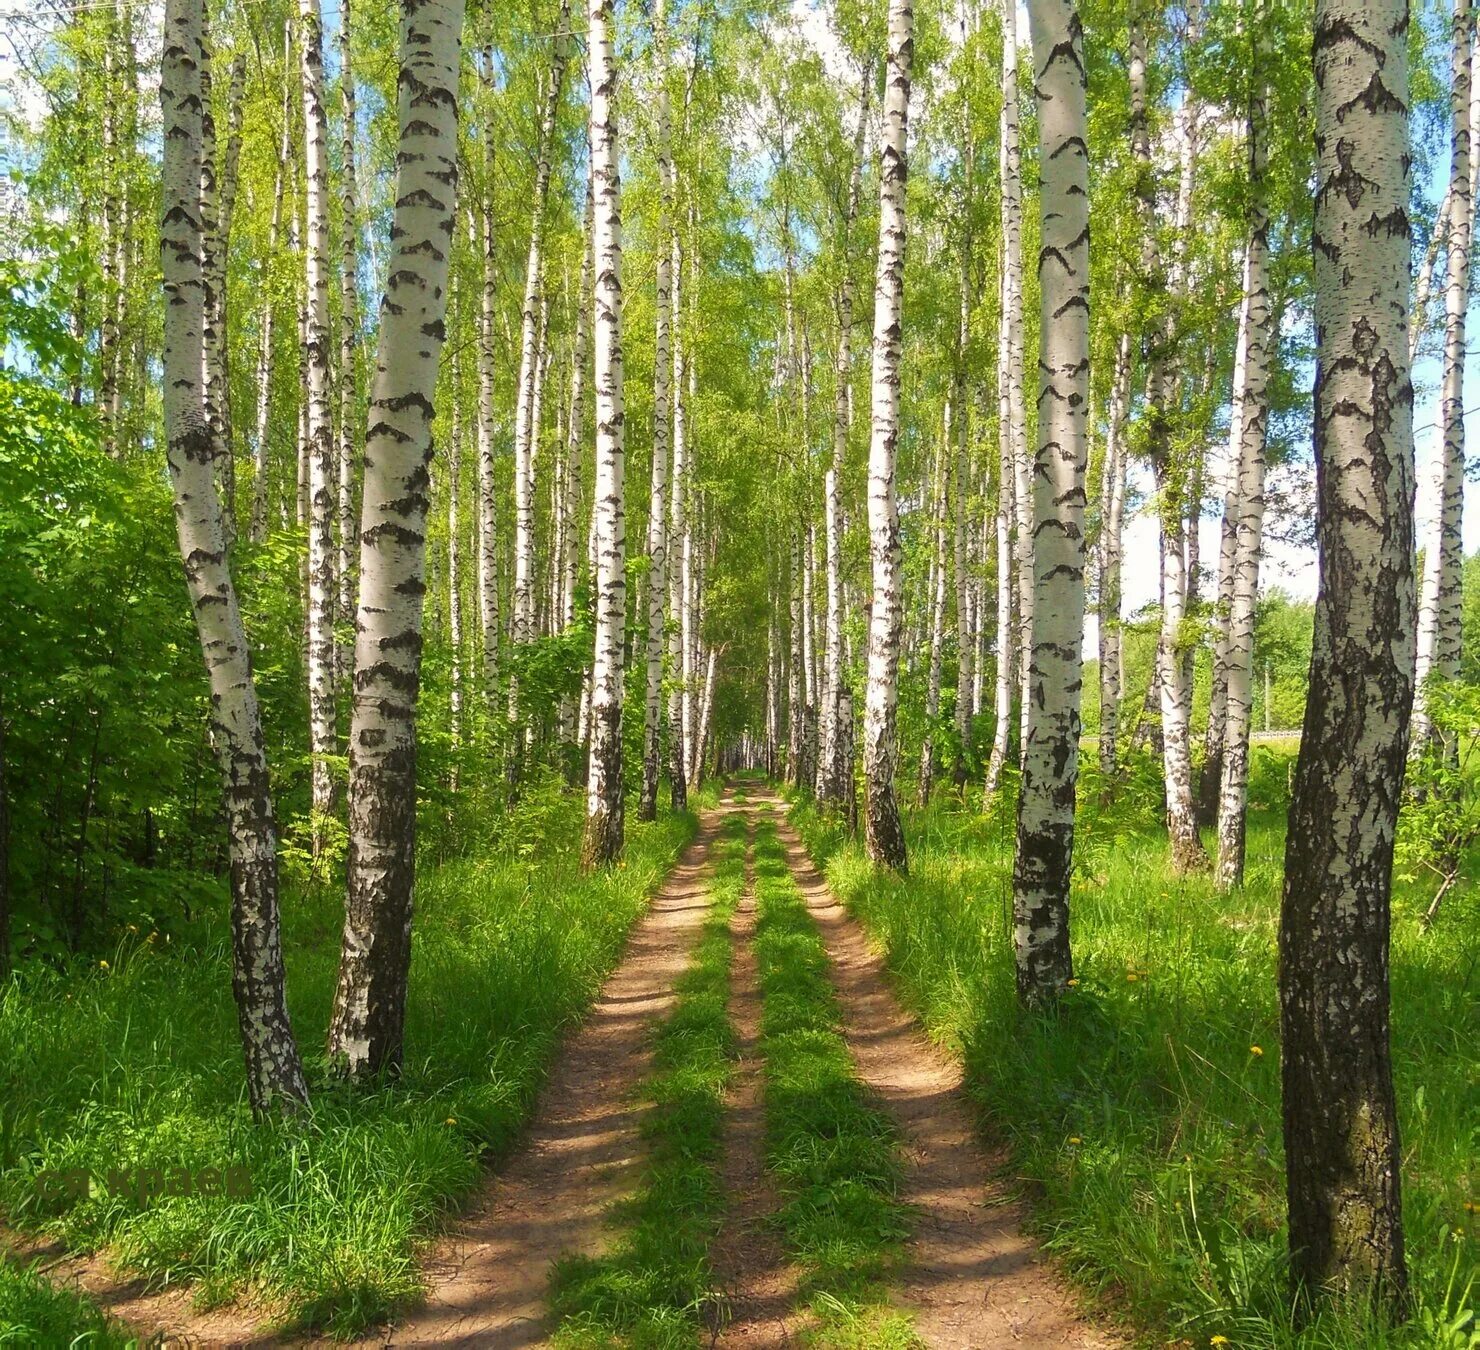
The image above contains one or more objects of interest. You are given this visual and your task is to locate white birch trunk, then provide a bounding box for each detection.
[1214,37,1273,889]
[640,0,674,820]
[983,261,1015,799]
[251,36,292,544]
[476,44,500,709]
[1001,0,1032,766]
[511,2,571,746]
[160,0,309,1113]
[1014,0,1089,1006]
[862,0,913,872]
[582,0,628,868]
[1097,332,1130,779]
[327,0,463,1077]
[918,427,948,807]
[300,0,337,849]
[337,0,360,671]
[1130,10,1204,870]
[1280,0,1412,1300]
[1414,0,1473,752]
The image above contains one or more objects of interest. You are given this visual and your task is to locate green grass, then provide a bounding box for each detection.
[789,751,1478,1350]
[0,1257,132,1347]
[550,814,746,1348]
[750,819,916,1346]
[0,790,697,1338]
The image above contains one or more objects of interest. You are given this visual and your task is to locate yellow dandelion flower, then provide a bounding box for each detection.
[445,1117,458,1126]
[1250,1045,1264,1057]
[1126,972,1139,983]
[1068,1136,1082,1145]
[1465,1201,1477,1214]
[1211,1338,1230,1346]
[99,959,109,970]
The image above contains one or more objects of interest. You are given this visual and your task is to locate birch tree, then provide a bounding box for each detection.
[1014,0,1089,1008]
[300,0,336,849]
[326,0,463,1078]
[1215,18,1273,891]
[1130,6,1205,872]
[159,0,308,1114]
[1413,0,1473,753]
[476,40,501,707]
[1097,333,1131,779]
[862,0,912,873]
[1281,0,1412,1309]
[581,0,628,869]
[640,0,674,822]
[510,0,572,765]
[338,0,360,661]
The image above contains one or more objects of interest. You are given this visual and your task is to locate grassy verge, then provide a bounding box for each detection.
[789,762,1477,1350]
[0,1257,131,1347]
[0,791,697,1338]
[751,818,915,1347]
[550,814,747,1347]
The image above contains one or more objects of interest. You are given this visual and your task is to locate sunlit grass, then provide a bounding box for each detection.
[751,819,917,1345]
[790,748,1478,1349]
[550,814,745,1348]
[0,790,697,1338]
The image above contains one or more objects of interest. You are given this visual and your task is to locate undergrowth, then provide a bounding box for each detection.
[789,750,1478,1350]
[751,817,916,1346]
[0,788,698,1338]
[550,813,746,1348]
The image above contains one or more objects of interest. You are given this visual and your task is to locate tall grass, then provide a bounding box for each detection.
[790,753,1477,1349]
[550,814,747,1347]
[752,818,916,1346]
[0,789,697,1338]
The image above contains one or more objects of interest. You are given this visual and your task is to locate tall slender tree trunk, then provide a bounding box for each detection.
[99,0,125,457]
[820,71,869,805]
[1001,2,1033,768]
[666,218,690,810]
[950,292,974,788]
[326,0,463,1078]
[1097,332,1130,780]
[1413,0,1473,753]
[862,0,913,873]
[1214,33,1273,889]
[1015,0,1089,1008]
[581,0,627,869]
[449,311,464,777]
[1281,0,1413,1310]
[159,0,309,1114]
[1130,7,1206,871]
[337,0,360,674]
[510,2,571,764]
[300,0,337,852]
[983,338,1015,799]
[476,37,500,711]
[252,30,294,544]
[562,182,595,767]
[640,0,674,821]
[918,428,948,807]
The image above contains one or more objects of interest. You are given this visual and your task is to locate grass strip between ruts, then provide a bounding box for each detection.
[750,815,917,1347]
[549,813,747,1347]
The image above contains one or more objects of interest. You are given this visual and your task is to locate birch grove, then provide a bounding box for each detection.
[11,0,1473,1327]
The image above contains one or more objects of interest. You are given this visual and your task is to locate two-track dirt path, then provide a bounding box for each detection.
[16,789,1117,1348]
[760,790,1114,1349]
